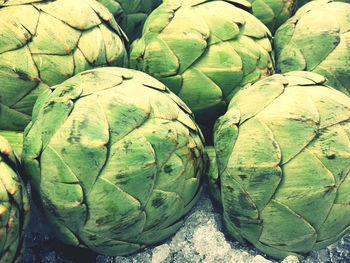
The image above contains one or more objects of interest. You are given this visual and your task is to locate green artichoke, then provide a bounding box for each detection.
[211,71,350,259]
[247,0,297,33]
[0,0,128,131]
[96,0,162,42]
[0,136,30,263]
[130,0,274,133]
[22,67,205,256]
[274,0,350,96]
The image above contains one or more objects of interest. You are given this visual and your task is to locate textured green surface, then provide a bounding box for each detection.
[0,0,128,131]
[0,136,30,263]
[22,67,205,256]
[130,0,274,131]
[274,0,350,96]
[212,71,350,259]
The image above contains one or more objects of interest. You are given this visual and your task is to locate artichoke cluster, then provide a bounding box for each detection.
[0,0,350,261]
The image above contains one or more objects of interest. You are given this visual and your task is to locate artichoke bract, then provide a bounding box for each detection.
[130,0,274,133]
[247,0,297,33]
[0,131,23,157]
[96,0,162,42]
[0,136,30,263]
[211,71,350,259]
[22,67,205,256]
[0,0,128,131]
[274,0,350,96]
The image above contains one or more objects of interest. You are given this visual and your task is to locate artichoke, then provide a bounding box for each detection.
[211,71,350,259]
[247,0,297,33]
[130,0,274,133]
[96,0,162,42]
[0,136,30,263]
[0,0,128,131]
[22,67,205,256]
[274,0,350,96]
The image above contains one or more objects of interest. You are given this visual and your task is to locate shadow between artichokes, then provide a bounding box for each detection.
[21,67,206,256]
[96,0,162,42]
[209,71,350,259]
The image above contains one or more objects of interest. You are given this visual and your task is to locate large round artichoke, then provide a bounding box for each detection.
[0,136,30,263]
[22,67,205,256]
[211,71,350,259]
[96,0,162,42]
[247,0,297,33]
[274,0,350,96]
[130,0,274,132]
[0,0,128,131]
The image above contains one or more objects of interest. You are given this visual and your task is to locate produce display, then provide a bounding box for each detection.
[0,136,30,263]
[0,0,128,131]
[129,0,274,134]
[210,71,350,259]
[96,0,162,41]
[21,67,205,256]
[0,0,349,261]
[247,0,297,33]
[274,0,350,95]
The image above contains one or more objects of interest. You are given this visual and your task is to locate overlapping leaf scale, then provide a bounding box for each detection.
[82,177,145,253]
[249,0,275,27]
[0,0,44,6]
[21,81,83,247]
[142,0,181,34]
[0,21,40,101]
[256,86,350,257]
[218,109,282,245]
[33,0,109,30]
[313,31,350,95]
[257,200,317,258]
[228,73,287,124]
[290,8,340,72]
[35,96,108,247]
[256,85,319,164]
[0,163,22,257]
